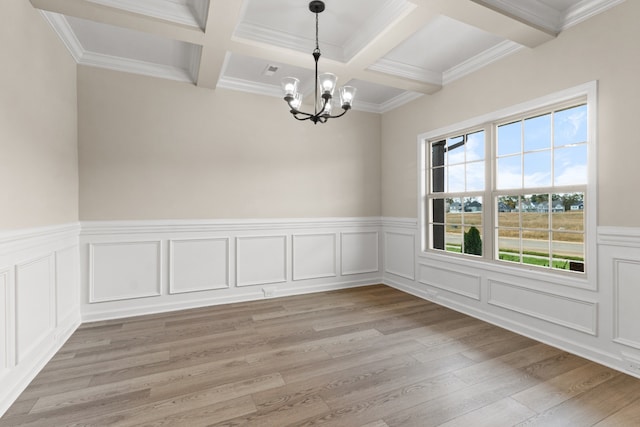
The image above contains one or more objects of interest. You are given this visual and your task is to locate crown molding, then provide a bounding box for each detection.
[81,52,195,83]
[443,40,524,85]
[476,0,561,33]
[40,11,83,62]
[86,0,202,28]
[41,10,199,83]
[234,22,345,62]
[476,0,624,33]
[216,76,282,98]
[379,91,423,113]
[563,0,626,30]
[368,59,442,85]
[187,0,209,30]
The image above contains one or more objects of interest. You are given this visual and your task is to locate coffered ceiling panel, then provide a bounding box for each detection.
[31,0,625,113]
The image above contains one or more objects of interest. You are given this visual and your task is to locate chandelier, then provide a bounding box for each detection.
[281,1,357,124]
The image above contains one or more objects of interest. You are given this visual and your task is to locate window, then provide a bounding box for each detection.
[422,85,594,278]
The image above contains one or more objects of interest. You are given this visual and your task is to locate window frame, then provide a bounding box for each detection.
[418,82,597,289]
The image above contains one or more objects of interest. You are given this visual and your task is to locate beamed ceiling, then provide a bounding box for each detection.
[31,0,623,113]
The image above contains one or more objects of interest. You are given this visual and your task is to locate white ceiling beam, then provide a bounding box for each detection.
[342,5,442,95]
[410,0,556,48]
[29,0,204,45]
[195,0,245,89]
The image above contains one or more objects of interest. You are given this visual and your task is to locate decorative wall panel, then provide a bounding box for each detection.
[236,235,287,287]
[613,258,640,349]
[169,238,229,294]
[56,246,79,324]
[0,269,9,374]
[341,231,379,275]
[292,233,336,281]
[15,256,54,363]
[418,262,481,300]
[384,231,415,280]
[90,241,161,302]
[488,280,597,335]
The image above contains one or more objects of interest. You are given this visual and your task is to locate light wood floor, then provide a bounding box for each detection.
[2,285,640,426]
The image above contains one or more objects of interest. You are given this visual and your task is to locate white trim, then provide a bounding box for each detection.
[40,12,84,62]
[234,22,344,62]
[563,0,626,30]
[81,52,195,84]
[216,76,282,98]
[368,59,442,85]
[81,217,383,235]
[598,226,640,248]
[86,0,202,28]
[443,41,525,86]
[379,92,424,114]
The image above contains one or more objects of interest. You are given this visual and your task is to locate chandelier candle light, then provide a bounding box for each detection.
[281,0,357,124]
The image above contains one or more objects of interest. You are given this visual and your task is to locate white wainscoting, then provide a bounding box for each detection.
[0,224,81,417]
[382,218,640,379]
[80,218,382,321]
[600,227,640,355]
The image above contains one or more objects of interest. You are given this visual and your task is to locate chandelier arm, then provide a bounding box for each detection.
[324,108,350,119]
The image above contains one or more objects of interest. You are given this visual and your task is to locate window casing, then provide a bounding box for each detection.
[420,84,595,282]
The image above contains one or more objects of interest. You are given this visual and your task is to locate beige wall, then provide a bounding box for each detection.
[0,1,78,230]
[381,1,640,227]
[78,67,381,220]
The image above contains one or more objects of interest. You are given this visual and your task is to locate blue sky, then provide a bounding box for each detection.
[436,104,588,192]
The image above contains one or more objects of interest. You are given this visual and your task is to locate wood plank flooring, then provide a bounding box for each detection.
[2,285,640,426]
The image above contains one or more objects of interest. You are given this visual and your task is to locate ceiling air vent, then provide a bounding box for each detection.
[262,64,279,76]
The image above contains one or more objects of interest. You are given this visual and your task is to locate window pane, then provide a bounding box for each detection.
[555,104,587,147]
[447,164,465,192]
[446,227,462,253]
[552,193,584,232]
[498,121,521,156]
[522,230,550,267]
[497,155,521,189]
[522,212,549,231]
[524,113,551,151]
[446,198,462,228]
[463,225,482,256]
[446,136,465,165]
[552,231,584,272]
[467,130,485,161]
[497,195,518,215]
[448,197,463,214]
[466,161,485,191]
[497,228,520,263]
[554,145,587,185]
[464,196,483,215]
[431,166,445,193]
[524,150,551,188]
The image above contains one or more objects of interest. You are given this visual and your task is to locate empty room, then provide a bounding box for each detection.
[2,0,640,425]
